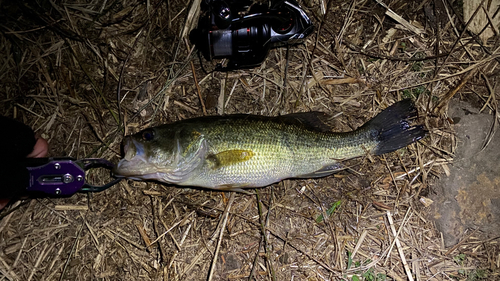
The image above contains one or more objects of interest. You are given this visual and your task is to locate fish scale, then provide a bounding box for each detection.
[191,119,359,188]
[114,99,426,191]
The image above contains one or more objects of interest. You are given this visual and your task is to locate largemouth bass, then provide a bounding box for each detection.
[114,99,425,191]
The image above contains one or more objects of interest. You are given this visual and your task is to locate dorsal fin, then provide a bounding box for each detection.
[278,112,332,132]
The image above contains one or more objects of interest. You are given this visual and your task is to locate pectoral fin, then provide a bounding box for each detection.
[207,150,254,169]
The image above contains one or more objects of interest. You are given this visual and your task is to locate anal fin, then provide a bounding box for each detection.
[294,163,345,179]
[215,183,254,194]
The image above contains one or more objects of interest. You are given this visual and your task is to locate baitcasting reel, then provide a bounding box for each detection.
[189,0,314,71]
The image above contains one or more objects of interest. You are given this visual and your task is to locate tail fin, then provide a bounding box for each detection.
[361,99,426,155]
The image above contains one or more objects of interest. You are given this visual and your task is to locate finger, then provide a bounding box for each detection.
[27,138,48,158]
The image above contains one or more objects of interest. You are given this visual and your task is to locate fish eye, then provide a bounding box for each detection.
[142,129,155,141]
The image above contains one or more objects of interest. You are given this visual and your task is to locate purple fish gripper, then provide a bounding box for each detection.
[26,158,85,196]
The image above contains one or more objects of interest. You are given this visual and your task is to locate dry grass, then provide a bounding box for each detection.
[1,0,499,280]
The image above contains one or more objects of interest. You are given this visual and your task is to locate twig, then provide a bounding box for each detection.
[298,0,334,96]
[130,49,195,122]
[191,60,207,115]
[116,29,144,134]
[27,244,48,281]
[344,40,449,62]
[0,201,22,232]
[59,215,86,281]
[374,0,424,35]
[283,45,290,89]
[14,103,45,118]
[151,197,168,262]
[391,55,497,93]
[444,228,479,256]
[149,218,186,246]
[481,5,499,36]
[431,0,488,79]
[176,199,342,277]
[382,154,400,206]
[255,188,277,281]
[185,38,207,115]
[168,223,192,268]
[0,254,19,280]
[350,230,368,261]
[386,210,414,281]
[336,0,357,45]
[136,222,152,248]
[433,68,479,114]
[479,74,498,151]
[443,0,500,64]
[207,192,235,281]
[181,0,202,38]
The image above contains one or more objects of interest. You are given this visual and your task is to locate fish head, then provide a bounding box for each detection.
[114,126,207,184]
[114,127,179,181]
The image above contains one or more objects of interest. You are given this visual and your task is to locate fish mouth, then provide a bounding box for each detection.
[114,137,158,179]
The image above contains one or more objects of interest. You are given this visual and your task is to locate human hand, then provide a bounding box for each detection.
[0,137,48,210]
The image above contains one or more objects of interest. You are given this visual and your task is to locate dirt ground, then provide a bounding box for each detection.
[1,0,499,280]
[431,99,500,248]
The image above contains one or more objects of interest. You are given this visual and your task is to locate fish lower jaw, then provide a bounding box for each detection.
[118,172,168,182]
[115,155,151,173]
